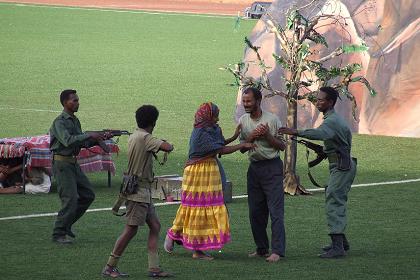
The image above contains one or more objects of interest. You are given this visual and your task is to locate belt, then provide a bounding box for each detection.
[53,154,77,163]
[137,179,153,189]
[250,156,281,164]
[327,153,338,163]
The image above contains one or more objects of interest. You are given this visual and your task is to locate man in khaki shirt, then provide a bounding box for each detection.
[103,105,173,278]
[239,87,286,263]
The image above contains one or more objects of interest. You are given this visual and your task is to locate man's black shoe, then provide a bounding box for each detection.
[322,234,350,252]
[319,234,345,259]
[322,241,350,251]
[67,230,76,238]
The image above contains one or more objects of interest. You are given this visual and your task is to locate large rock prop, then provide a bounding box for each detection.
[235,0,420,137]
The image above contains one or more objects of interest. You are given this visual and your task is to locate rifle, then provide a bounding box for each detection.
[85,130,131,153]
[292,138,327,168]
[291,137,327,188]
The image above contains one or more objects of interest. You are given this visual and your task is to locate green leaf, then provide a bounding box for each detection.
[360,78,377,96]
[309,31,328,48]
[315,66,341,81]
[237,62,245,71]
[337,87,353,100]
[234,76,241,86]
[368,87,377,96]
[329,67,341,77]
[314,35,328,48]
[307,60,322,71]
[342,63,362,76]
[299,13,309,27]
[259,61,269,69]
[350,76,363,82]
[285,81,292,91]
[286,10,297,29]
[272,54,289,69]
[306,92,317,103]
[254,79,263,91]
[298,43,310,60]
[315,67,329,81]
[342,44,369,54]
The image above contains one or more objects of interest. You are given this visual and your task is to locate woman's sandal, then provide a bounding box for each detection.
[192,252,214,261]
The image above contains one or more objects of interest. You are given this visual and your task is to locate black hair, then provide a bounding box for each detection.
[60,89,77,106]
[135,105,159,128]
[243,87,262,101]
[319,86,339,106]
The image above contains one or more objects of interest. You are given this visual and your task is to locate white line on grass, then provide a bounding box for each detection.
[1,178,419,221]
[7,3,237,19]
[0,106,61,113]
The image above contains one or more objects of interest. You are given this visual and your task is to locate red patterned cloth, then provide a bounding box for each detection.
[0,143,26,158]
[193,102,219,128]
[0,135,119,175]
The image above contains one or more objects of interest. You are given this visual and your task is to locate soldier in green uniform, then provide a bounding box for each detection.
[50,89,105,244]
[102,105,174,278]
[279,87,357,258]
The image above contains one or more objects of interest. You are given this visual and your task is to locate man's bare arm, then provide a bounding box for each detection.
[159,141,174,153]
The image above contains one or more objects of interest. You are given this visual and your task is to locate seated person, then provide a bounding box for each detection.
[0,158,23,194]
[24,167,51,194]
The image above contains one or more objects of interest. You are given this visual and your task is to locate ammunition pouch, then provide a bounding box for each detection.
[327,153,338,163]
[120,174,139,195]
[113,170,152,216]
[336,147,351,171]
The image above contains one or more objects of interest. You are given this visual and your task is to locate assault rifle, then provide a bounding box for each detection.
[291,137,327,188]
[85,130,131,153]
[291,137,327,168]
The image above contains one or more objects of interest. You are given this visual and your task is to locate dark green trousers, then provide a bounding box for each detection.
[326,159,357,234]
[52,160,95,238]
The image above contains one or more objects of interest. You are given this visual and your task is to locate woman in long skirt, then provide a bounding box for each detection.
[164,102,254,260]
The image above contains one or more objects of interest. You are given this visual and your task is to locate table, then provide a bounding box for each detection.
[0,135,119,188]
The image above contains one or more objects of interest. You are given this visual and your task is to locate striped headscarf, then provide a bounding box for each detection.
[193,102,219,128]
[188,102,224,162]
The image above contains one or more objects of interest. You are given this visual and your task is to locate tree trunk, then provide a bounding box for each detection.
[283,95,310,195]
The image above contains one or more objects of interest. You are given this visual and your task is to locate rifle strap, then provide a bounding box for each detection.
[305,148,327,189]
[153,152,168,166]
[111,194,126,216]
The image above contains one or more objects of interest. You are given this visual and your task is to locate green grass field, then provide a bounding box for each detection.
[0,3,419,280]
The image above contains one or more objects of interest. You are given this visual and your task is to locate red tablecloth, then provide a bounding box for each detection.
[0,135,119,175]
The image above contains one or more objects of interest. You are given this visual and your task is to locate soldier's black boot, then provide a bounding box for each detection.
[319,234,345,258]
[322,234,350,252]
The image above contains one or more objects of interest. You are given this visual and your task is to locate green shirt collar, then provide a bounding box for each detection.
[323,109,335,119]
[61,110,76,120]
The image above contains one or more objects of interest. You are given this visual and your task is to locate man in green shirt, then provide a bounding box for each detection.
[279,87,357,258]
[102,105,174,278]
[50,89,104,244]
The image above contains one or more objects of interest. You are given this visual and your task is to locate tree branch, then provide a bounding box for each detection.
[315,47,344,63]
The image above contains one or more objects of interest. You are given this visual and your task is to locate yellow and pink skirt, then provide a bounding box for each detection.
[167,158,230,251]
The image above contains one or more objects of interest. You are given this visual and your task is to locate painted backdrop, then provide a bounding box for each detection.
[235,0,420,137]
